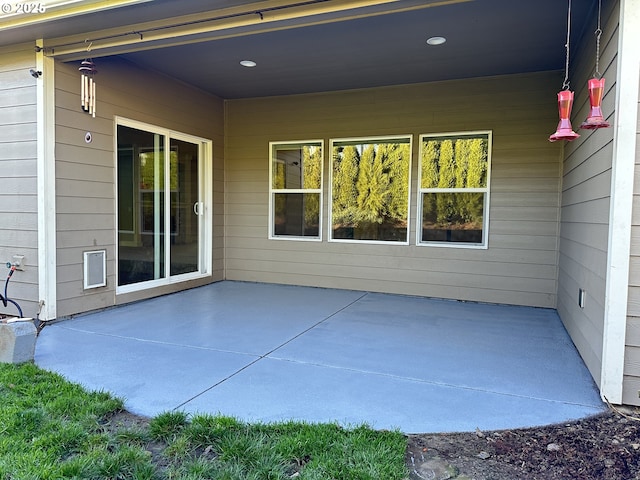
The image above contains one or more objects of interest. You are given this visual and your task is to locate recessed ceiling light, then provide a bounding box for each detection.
[240,60,257,67]
[426,36,446,46]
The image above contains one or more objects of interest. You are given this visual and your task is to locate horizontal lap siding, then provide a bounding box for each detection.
[55,57,224,317]
[226,71,562,308]
[0,43,38,317]
[557,0,618,392]
[625,60,640,404]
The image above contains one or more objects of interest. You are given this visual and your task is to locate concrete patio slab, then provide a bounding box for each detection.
[35,326,260,414]
[183,357,603,433]
[35,281,605,433]
[273,293,599,405]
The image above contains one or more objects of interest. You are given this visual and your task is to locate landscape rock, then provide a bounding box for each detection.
[416,458,458,480]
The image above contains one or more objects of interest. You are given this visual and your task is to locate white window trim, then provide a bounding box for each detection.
[114,116,213,295]
[416,130,492,249]
[268,140,324,242]
[329,134,412,246]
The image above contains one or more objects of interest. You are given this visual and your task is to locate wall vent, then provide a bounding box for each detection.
[84,250,106,289]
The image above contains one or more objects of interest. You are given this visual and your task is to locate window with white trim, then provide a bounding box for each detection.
[418,131,491,247]
[270,141,323,239]
[330,136,411,243]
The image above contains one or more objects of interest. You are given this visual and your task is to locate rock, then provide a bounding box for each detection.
[604,459,615,468]
[475,427,485,438]
[414,458,458,480]
[546,443,561,452]
[632,443,640,450]
[476,451,491,460]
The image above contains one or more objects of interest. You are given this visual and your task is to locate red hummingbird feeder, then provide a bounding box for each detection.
[549,90,580,142]
[580,1,610,130]
[548,0,579,142]
[581,77,610,129]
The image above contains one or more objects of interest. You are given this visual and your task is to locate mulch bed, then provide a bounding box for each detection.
[406,406,640,480]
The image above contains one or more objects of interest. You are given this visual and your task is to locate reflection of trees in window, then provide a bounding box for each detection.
[332,146,359,226]
[332,138,410,242]
[419,133,490,245]
[139,150,178,190]
[303,146,322,226]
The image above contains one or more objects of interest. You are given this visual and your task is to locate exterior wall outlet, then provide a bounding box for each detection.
[12,255,25,271]
[578,288,586,309]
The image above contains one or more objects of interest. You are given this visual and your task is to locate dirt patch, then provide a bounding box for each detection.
[406,406,640,480]
[100,410,170,471]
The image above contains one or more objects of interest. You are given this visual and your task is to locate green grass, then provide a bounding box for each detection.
[0,363,408,479]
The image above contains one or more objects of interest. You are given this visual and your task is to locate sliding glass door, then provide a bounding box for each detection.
[117,120,211,291]
[169,137,200,276]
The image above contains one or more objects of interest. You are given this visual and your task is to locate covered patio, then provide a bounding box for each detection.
[35,282,604,434]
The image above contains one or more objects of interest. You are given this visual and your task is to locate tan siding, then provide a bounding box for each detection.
[627,287,640,317]
[226,71,562,308]
[54,56,225,318]
[626,75,640,404]
[0,121,36,141]
[622,376,640,405]
[0,43,39,317]
[630,227,640,256]
[557,0,618,393]
[625,346,640,378]
[627,317,640,347]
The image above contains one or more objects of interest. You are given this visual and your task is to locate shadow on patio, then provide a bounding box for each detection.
[35,281,605,434]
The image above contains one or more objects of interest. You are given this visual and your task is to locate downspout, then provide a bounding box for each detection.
[601,0,640,404]
[35,40,57,321]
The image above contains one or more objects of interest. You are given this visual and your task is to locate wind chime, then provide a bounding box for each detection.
[580,0,610,130]
[79,55,97,118]
[549,0,579,142]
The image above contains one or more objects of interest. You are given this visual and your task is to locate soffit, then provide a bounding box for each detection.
[1,0,599,99]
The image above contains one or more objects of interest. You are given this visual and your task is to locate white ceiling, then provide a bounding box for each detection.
[1,0,600,99]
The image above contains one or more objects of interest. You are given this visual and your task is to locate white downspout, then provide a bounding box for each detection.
[601,0,640,404]
[35,39,57,321]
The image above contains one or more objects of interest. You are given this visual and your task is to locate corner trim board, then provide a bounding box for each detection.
[36,39,57,320]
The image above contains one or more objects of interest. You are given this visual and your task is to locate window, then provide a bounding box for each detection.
[418,131,491,247]
[270,141,323,239]
[330,136,411,243]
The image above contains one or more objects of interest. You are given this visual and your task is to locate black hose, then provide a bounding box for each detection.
[1,268,23,318]
[3,298,23,318]
[1,273,8,308]
[4,270,10,302]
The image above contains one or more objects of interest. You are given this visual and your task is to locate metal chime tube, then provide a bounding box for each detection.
[81,74,90,111]
[91,79,96,118]
[79,59,97,117]
[85,75,90,111]
[89,77,93,116]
